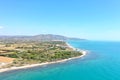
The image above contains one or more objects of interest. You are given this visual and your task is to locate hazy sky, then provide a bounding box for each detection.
[0,0,120,41]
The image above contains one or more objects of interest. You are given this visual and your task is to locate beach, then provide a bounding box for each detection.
[0,43,87,73]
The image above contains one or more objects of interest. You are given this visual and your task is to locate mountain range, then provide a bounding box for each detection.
[0,34,85,42]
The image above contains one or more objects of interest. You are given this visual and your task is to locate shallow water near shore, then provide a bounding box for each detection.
[0,40,120,80]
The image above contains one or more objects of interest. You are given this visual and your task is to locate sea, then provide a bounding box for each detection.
[0,40,120,80]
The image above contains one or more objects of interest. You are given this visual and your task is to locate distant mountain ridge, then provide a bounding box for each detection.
[0,34,85,42]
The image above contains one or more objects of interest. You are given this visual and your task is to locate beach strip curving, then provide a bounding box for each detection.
[0,43,87,73]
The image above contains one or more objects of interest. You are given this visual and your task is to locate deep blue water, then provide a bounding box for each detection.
[0,40,120,80]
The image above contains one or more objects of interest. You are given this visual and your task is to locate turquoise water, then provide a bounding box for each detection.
[0,40,120,80]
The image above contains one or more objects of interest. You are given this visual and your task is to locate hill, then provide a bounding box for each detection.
[0,34,85,43]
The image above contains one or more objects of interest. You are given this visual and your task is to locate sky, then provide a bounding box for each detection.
[0,0,120,41]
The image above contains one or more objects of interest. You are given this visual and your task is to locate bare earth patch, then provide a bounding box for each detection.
[0,56,14,63]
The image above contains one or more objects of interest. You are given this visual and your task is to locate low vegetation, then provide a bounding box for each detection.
[0,41,82,68]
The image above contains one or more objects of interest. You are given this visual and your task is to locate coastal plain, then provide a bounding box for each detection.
[0,40,86,73]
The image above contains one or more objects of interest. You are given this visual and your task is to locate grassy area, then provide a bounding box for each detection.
[0,41,82,67]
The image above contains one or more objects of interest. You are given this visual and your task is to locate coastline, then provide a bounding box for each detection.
[0,43,87,73]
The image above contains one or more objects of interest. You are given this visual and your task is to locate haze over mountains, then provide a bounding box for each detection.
[0,34,85,42]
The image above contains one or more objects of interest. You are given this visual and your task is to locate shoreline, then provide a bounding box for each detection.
[0,43,87,73]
